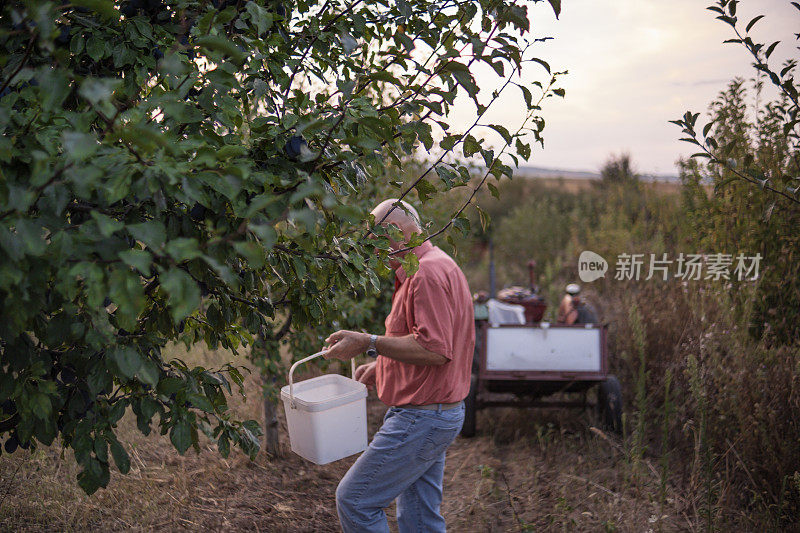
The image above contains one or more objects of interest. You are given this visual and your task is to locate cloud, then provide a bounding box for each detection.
[451,0,799,174]
[670,79,734,87]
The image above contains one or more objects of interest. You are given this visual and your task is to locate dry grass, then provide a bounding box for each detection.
[442,407,693,532]
[0,339,699,532]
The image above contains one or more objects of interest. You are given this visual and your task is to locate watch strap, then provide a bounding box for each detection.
[366,334,378,358]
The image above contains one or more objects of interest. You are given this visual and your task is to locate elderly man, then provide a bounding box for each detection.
[322,199,474,533]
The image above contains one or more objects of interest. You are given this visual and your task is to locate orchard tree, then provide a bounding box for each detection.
[0,0,561,494]
[673,0,800,341]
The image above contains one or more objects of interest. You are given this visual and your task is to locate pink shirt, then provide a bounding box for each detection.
[376,241,475,406]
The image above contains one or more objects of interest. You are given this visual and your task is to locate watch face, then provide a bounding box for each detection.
[366,349,378,358]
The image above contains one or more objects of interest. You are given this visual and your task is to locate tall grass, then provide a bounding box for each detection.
[628,302,648,468]
[658,368,672,532]
[429,165,800,527]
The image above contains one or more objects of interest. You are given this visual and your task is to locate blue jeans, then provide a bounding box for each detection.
[335,403,465,533]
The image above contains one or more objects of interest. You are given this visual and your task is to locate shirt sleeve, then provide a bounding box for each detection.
[408,274,454,360]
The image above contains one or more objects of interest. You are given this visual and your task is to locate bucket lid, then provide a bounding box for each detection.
[280,374,367,413]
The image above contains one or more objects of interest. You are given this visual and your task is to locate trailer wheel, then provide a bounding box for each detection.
[596,375,623,435]
[461,373,479,438]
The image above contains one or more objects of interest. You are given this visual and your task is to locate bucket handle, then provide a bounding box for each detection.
[288,351,357,409]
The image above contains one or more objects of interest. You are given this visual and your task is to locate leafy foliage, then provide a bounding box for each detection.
[672,0,800,206]
[672,1,800,341]
[679,79,800,342]
[0,0,559,493]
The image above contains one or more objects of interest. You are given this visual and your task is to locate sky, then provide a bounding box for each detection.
[450,0,800,176]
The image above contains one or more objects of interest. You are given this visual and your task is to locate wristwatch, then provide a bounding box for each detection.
[366,334,378,358]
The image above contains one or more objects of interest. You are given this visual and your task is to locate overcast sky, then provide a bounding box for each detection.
[451,0,799,176]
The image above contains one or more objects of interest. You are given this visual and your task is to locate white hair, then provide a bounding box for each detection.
[372,198,422,231]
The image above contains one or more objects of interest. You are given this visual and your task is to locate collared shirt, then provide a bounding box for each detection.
[375,241,475,406]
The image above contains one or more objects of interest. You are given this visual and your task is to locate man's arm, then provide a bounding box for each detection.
[323,330,447,366]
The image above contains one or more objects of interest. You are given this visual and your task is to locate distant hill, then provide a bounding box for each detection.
[514,165,680,183]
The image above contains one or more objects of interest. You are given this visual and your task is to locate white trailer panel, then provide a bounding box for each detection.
[485,326,602,372]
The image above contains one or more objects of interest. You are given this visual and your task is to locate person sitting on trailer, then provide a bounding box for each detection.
[557,283,598,324]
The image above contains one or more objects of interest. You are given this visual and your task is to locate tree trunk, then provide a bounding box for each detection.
[262,377,280,457]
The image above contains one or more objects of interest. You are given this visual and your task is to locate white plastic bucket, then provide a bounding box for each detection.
[280,351,368,465]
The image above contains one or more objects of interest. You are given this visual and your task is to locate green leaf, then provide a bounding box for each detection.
[745,15,764,32]
[109,346,143,380]
[38,69,71,111]
[79,78,121,105]
[486,124,512,145]
[136,358,160,388]
[63,131,99,161]
[186,392,215,413]
[765,40,780,59]
[217,145,248,160]
[217,433,230,457]
[109,400,128,423]
[118,249,153,274]
[0,372,13,401]
[170,419,192,454]
[368,70,401,85]
[72,0,119,20]
[547,0,561,18]
[77,458,103,495]
[451,69,478,98]
[476,205,490,232]
[414,178,437,202]
[86,37,106,62]
[401,252,419,277]
[480,149,494,168]
[245,1,273,34]
[108,270,146,330]
[248,223,277,249]
[30,393,52,420]
[164,238,202,261]
[15,220,46,256]
[530,57,551,74]
[440,135,460,151]
[453,215,470,234]
[91,212,123,237]
[515,138,531,160]
[34,418,57,446]
[157,378,184,397]
[94,436,108,463]
[462,135,480,157]
[128,221,167,250]
[160,269,201,322]
[196,35,246,66]
[233,241,266,268]
[109,438,131,474]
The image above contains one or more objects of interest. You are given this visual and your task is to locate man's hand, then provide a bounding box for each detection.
[354,362,377,390]
[323,330,369,361]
